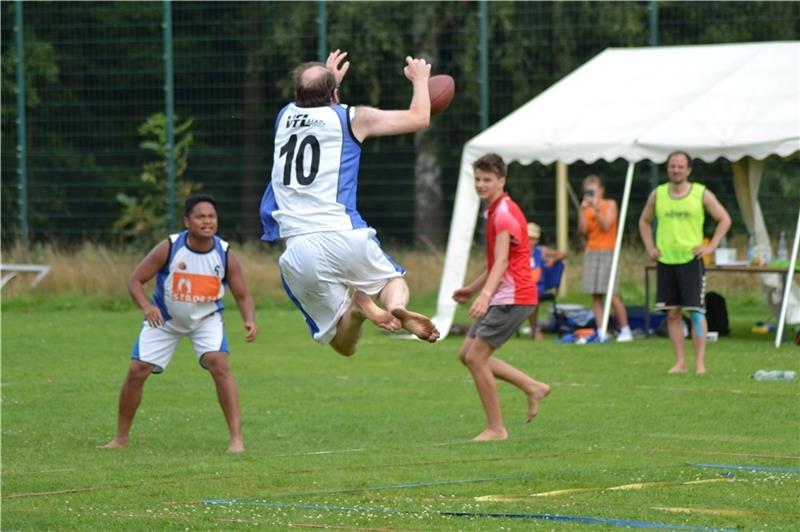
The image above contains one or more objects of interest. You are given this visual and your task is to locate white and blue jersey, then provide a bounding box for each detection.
[260,102,366,241]
[152,231,228,330]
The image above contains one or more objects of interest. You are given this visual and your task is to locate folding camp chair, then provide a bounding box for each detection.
[538,260,565,332]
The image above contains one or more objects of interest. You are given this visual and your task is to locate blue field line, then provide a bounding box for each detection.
[201,500,733,530]
[690,462,800,473]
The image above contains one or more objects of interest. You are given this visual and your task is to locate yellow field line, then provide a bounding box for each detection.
[647,447,800,461]
[653,506,800,519]
[475,477,733,501]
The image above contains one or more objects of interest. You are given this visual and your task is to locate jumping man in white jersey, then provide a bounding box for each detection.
[103,195,257,452]
[260,49,439,355]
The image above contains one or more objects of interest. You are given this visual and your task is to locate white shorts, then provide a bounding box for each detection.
[131,312,228,373]
[279,228,405,344]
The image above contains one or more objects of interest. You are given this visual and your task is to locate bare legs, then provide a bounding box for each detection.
[691,313,707,375]
[330,297,371,357]
[102,360,153,449]
[666,308,706,374]
[612,295,629,330]
[102,354,245,452]
[458,336,550,442]
[590,294,629,331]
[330,278,439,357]
[380,278,439,342]
[527,306,544,341]
[203,352,245,452]
[666,308,687,373]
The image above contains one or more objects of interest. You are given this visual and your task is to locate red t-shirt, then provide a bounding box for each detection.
[485,193,538,306]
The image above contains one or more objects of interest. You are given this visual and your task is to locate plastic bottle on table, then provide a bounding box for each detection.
[752,370,797,381]
[777,231,788,261]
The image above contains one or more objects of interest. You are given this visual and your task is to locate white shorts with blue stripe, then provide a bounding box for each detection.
[279,227,405,345]
[131,312,228,373]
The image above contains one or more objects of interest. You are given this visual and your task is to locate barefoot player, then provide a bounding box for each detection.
[103,195,257,452]
[260,49,439,356]
[453,154,550,442]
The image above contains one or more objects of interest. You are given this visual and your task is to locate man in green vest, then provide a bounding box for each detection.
[639,151,731,374]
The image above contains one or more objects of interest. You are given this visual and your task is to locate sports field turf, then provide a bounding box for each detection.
[2,297,799,530]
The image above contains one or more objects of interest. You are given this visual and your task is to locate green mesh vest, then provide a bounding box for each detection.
[655,182,706,265]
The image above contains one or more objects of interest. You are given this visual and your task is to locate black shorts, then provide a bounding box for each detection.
[655,258,705,312]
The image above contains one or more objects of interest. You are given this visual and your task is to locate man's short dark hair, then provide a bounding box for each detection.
[472,153,507,178]
[184,194,217,217]
[667,150,692,168]
[293,62,337,107]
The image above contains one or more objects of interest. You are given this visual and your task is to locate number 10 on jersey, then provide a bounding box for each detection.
[280,134,320,186]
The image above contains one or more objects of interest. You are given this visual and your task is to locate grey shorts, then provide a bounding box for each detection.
[468,305,535,349]
[581,249,619,294]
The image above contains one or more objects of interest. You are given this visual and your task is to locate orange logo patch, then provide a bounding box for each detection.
[171,272,221,303]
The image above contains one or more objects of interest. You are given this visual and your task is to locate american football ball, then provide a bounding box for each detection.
[429,74,455,116]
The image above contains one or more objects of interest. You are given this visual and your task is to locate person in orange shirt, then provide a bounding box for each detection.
[578,175,632,342]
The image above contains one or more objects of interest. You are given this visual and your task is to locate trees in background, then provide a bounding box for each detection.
[114,113,197,243]
[2,2,798,246]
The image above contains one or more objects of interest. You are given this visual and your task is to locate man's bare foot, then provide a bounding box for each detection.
[668,364,688,374]
[390,308,440,342]
[227,438,245,453]
[525,382,551,423]
[695,364,706,375]
[533,329,544,341]
[353,292,400,332]
[100,437,127,449]
[471,428,508,442]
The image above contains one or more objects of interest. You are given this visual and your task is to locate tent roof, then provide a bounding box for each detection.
[466,41,800,165]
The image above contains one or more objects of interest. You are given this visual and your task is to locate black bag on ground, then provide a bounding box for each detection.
[705,291,730,336]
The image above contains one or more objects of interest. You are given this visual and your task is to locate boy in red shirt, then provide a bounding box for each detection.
[453,154,551,441]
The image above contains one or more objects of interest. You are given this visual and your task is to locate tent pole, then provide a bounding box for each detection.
[431,149,483,339]
[600,161,635,340]
[556,161,569,296]
[774,208,800,348]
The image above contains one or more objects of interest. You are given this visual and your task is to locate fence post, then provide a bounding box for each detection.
[14,0,29,247]
[478,0,489,131]
[649,0,659,189]
[556,161,569,295]
[317,0,327,62]
[163,0,176,231]
[649,0,659,46]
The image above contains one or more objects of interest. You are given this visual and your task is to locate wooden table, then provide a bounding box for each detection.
[643,264,798,337]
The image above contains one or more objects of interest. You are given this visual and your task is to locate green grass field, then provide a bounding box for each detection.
[2,295,799,530]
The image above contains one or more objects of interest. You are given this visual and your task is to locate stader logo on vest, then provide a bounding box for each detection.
[171,272,221,303]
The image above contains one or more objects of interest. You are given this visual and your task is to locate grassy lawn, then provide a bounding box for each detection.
[2,294,799,530]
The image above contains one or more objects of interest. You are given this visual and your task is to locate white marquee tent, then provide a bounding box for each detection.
[433,41,800,345]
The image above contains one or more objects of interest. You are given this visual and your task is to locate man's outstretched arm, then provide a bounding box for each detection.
[351,56,431,142]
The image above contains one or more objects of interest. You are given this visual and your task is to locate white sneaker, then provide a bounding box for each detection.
[617,327,633,342]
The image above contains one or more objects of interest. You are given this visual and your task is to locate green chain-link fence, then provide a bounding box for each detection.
[2,1,799,248]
